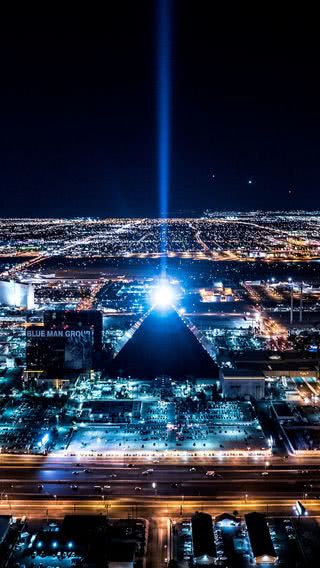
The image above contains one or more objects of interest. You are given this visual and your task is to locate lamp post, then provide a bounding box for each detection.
[180,494,184,516]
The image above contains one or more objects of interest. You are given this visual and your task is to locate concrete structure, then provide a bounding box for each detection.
[220,369,265,400]
[0,279,34,309]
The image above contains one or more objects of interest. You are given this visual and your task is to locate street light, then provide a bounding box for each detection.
[180,494,184,516]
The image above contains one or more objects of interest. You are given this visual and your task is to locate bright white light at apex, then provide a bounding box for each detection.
[152,281,175,308]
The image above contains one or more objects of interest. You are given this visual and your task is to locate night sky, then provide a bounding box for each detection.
[0,4,319,217]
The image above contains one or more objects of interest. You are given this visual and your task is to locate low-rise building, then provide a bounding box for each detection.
[245,512,277,564]
[191,511,216,565]
[220,369,265,400]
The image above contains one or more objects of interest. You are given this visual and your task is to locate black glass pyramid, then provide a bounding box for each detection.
[107,306,218,379]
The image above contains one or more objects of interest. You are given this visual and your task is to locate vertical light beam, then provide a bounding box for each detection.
[157,0,171,275]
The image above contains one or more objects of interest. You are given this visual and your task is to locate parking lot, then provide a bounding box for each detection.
[65,419,270,457]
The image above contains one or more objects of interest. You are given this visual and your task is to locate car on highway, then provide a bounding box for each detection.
[135,486,142,492]
[70,484,78,490]
[109,473,117,478]
[189,467,196,472]
[142,469,154,475]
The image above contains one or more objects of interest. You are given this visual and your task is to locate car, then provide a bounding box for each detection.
[171,482,182,488]
[70,484,78,490]
[84,469,92,473]
[261,471,269,476]
[109,474,117,478]
[189,467,196,472]
[206,471,215,477]
[127,463,134,468]
[37,484,44,490]
[72,470,80,475]
[103,485,111,490]
[135,486,142,492]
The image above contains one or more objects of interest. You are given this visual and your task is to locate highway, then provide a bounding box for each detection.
[1,454,320,502]
[1,454,320,565]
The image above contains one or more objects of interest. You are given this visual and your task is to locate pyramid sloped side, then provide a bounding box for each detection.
[107,307,218,379]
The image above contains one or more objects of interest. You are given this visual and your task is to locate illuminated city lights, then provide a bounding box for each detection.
[2,3,320,565]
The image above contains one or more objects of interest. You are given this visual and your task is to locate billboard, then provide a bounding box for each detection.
[26,310,103,372]
[26,326,94,371]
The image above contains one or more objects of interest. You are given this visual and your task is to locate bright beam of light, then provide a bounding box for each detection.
[157,0,171,276]
[152,282,175,308]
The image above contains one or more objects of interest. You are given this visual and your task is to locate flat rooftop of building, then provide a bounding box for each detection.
[60,514,108,543]
[222,369,265,378]
[82,400,136,412]
[232,350,319,363]
[237,361,318,373]
[65,421,269,456]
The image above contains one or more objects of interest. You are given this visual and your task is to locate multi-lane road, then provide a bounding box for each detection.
[1,454,320,566]
[1,454,320,504]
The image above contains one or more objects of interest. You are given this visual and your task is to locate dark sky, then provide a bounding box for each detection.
[0,4,319,217]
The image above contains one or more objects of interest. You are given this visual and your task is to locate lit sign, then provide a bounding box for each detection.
[27,329,93,339]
